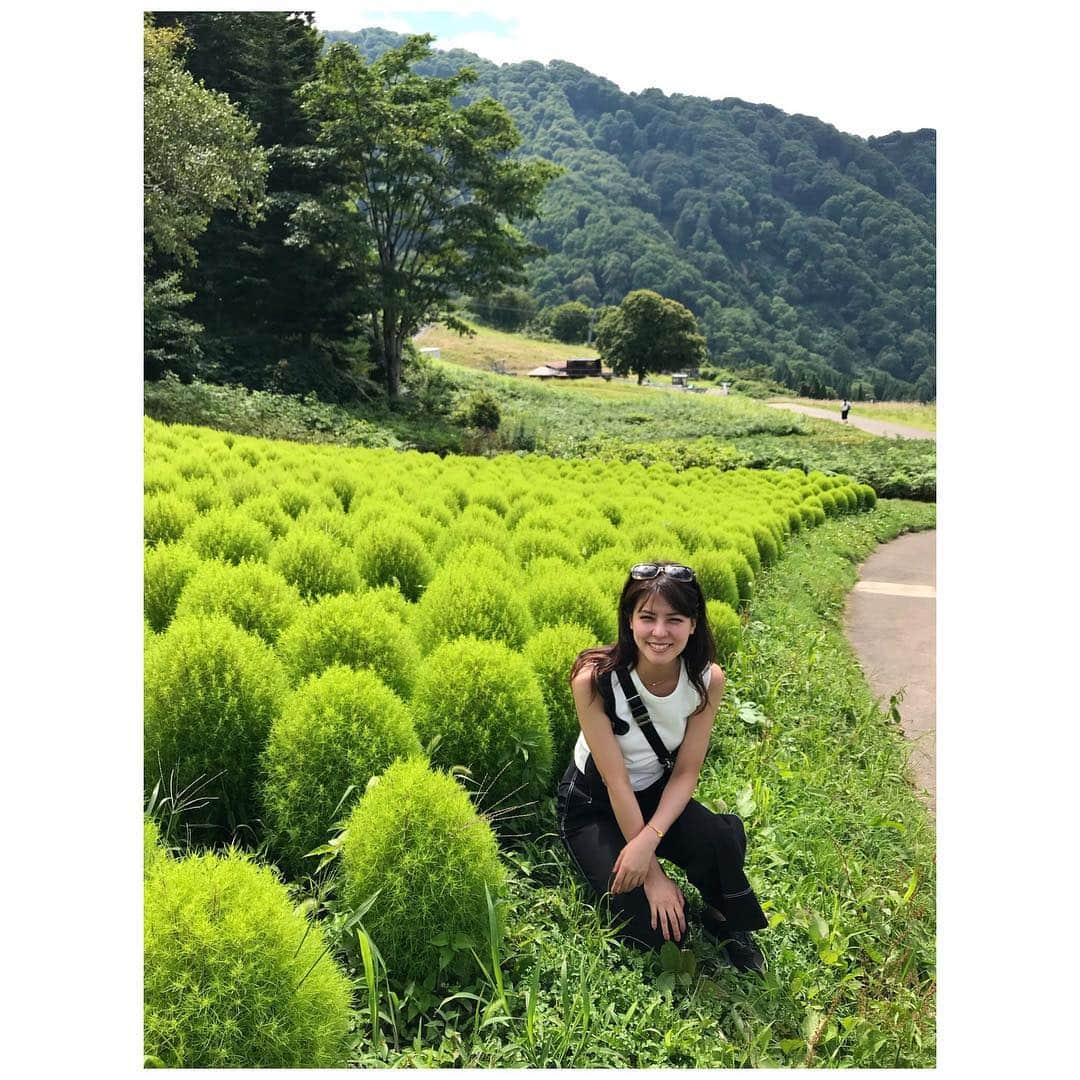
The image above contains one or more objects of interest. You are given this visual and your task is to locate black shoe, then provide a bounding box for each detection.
[703,911,766,974]
[722,929,766,974]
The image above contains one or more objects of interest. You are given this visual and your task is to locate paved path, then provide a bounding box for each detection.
[764,401,935,441]
[843,530,936,811]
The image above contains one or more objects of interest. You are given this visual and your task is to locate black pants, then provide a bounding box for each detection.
[556,758,767,950]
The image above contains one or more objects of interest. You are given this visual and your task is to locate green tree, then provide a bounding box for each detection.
[594,289,706,384]
[151,12,373,400]
[143,18,268,378]
[299,36,561,400]
[547,300,592,343]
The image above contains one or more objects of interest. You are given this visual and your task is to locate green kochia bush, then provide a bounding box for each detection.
[144,492,197,546]
[259,666,422,878]
[276,591,420,697]
[356,519,434,601]
[523,570,616,644]
[340,757,506,983]
[185,506,273,565]
[144,616,287,834]
[412,564,534,654]
[522,623,598,767]
[411,637,552,810]
[692,550,740,610]
[174,560,302,644]
[705,599,743,667]
[144,849,352,1067]
[269,527,359,600]
[144,816,166,878]
[144,542,202,633]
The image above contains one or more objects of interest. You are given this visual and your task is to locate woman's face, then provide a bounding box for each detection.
[629,592,696,666]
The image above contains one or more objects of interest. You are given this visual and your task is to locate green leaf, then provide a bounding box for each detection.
[659,940,681,971]
[809,912,829,943]
[734,783,757,818]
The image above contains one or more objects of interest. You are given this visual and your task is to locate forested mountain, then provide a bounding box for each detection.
[325,28,935,401]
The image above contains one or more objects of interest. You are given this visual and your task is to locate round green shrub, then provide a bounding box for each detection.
[144,849,352,1067]
[340,758,506,983]
[722,547,755,606]
[411,637,552,809]
[144,542,202,633]
[522,623,598,767]
[260,666,422,877]
[512,527,580,567]
[242,494,292,539]
[717,529,761,577]
[276,591,420,698]
[523,571,616,644]
[693,550,740,610]
[356,520,434,601]
[185,507,273,565]
[144,492,197,547]
[144,615,287,834]
[174,560,302,644]
[818,490,839,514]
[857,483,878,509]
[412,564,534,654]
[705,599,743,667]
[177,477,223,513]
[269,528,359,600]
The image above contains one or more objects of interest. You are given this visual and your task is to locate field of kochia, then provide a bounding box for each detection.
[143,416,883,1067]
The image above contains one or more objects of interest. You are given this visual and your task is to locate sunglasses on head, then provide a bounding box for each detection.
[629,563,696,582]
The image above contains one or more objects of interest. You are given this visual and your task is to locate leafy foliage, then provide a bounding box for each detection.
[594,289,706,383]
[275,590,420,697]
[143,18,268,379]
[298,35,561,398]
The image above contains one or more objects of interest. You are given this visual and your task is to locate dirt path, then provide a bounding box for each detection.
[764,401,935,440]
[843,530,936,811]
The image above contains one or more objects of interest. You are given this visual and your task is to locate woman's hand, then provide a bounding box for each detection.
[610,830,658,895]
[644,871,686,943]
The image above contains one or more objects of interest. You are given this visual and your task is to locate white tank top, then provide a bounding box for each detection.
[573,660,711,790]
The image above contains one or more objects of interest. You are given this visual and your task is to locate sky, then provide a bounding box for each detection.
[312,0,942,138]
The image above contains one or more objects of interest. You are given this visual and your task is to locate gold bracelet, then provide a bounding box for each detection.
[646,823,664,840]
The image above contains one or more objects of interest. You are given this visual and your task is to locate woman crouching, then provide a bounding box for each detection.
[556,561,768,973]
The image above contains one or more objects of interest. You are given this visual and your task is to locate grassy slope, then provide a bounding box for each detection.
[771,396,937,432]
[416,322,600,374]
[349,500,937,1069]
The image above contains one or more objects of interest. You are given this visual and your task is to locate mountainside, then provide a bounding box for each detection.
[324,29,936,401]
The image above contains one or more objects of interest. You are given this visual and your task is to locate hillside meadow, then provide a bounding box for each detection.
[143,416,935,1067]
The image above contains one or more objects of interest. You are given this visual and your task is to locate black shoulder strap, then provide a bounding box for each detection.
[614,667,676,773]
[597,673,629,735]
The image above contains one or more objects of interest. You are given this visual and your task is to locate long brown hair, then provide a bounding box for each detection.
[570,561,717,716]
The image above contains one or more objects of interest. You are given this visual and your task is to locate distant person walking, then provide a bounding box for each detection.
[840,399,851,422]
